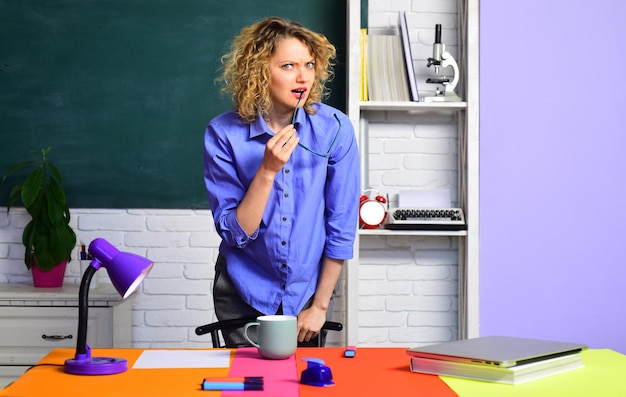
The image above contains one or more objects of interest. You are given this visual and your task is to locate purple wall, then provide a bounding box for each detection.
[480,0,626,354]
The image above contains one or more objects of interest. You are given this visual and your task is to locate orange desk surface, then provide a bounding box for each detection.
[1,347,457,397]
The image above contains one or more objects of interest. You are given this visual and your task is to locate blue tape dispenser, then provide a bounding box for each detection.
[300,358,335,387]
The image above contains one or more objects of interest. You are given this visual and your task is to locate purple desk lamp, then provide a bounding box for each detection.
[64,238,153,375]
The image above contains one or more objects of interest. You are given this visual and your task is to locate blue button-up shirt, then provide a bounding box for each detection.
[203,102,360,315]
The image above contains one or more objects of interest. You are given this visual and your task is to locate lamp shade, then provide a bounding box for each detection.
[89,238,153,299]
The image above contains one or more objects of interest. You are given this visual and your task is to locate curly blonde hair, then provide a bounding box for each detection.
[217,17,336,124]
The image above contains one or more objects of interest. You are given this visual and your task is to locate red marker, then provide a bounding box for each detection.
[80,242,87,260]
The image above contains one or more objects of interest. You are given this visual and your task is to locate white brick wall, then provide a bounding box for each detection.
[0,207,346,347]
[0,0,460,349]
[357,235,459,346]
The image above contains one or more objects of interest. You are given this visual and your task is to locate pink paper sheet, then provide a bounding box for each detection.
[223,347,299,397]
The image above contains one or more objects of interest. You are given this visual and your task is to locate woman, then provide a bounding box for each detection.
[203,16,359,347]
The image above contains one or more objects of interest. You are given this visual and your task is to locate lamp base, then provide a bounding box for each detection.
[65,356,128,375]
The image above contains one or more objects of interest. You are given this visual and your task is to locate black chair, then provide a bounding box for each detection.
[195,317,343,348]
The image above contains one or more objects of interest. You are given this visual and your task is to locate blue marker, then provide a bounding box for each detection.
[202,381,263,390]
[344,345,357,358]
[201,377,264,391]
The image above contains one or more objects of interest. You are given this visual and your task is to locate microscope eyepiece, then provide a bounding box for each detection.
[434,24,442,44]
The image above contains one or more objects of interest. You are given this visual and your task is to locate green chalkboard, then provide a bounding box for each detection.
[0,0,346,209]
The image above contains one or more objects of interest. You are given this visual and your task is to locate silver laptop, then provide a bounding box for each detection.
[406,336,587,368]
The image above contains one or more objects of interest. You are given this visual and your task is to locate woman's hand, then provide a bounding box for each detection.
[296,258,343,343]
[260,124,299,174]
[297,305,327,343]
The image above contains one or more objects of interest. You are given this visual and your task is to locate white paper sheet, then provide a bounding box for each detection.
[398,189,451,208]
[132,349,231,369]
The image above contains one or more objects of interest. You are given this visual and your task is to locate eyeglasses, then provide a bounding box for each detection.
[291,96,341,158]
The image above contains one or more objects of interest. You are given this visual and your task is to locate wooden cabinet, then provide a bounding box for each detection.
[0,284,131,388]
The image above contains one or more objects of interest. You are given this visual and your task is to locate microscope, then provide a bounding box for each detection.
[424,24,461,102]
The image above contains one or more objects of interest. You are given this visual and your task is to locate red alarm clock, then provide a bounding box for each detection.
[359,189,387,229]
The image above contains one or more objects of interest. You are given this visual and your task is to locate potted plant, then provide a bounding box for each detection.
[2,147,77,287]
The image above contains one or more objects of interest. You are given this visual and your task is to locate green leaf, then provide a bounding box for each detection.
[34,250,56,271]
[24,249,33,270]
[22,221,36,269]
[7,184,23,210]
[48,178,67,208]
[25,195,44,223]
[32,222,55,270]
[21,168,43,209]
[47,161,64,186]
[50,225,76,257]
[44,189,65,226]
[62,206,72,224]
[2,160,37,182]
[33,223,75,270]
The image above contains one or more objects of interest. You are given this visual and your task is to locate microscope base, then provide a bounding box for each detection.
[423,92,462,102]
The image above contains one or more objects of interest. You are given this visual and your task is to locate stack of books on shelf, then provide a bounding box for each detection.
[361,12,418,102]
[407,336,586,385]
[360,27,368,101]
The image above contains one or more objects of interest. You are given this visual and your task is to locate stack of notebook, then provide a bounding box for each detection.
[407,336,586,384]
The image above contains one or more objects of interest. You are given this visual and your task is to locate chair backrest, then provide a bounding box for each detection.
[195,317,343,348]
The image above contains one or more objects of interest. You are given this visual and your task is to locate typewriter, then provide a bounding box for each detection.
[384,207,466,230]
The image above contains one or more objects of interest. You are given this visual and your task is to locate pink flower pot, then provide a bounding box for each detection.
[31,259,68,288]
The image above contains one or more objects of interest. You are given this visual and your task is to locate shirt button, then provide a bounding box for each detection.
[281,241,286,246]
[284,193,289,198]
[285,169,290,174]
[282,217,287,222]
[240,237,245,243]
[281,263,287,269]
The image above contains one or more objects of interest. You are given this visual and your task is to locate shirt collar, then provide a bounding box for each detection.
[249,108,306,139]
[250,114,270,139]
